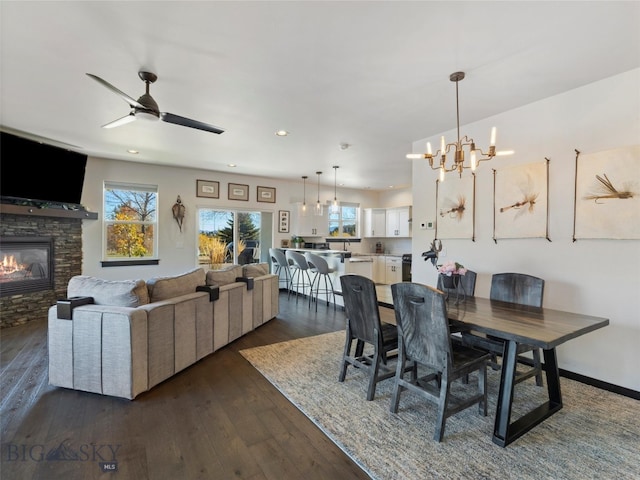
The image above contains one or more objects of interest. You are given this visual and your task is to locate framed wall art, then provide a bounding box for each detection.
[228,183,249,201]
[435,174,475,240]
[196,179,220,199]
[257,186,276,203]
[278,210,290,233]
[573,145,640,240]
[493,159,549,242]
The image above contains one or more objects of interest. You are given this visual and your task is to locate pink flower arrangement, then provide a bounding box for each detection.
[437,260,467,276]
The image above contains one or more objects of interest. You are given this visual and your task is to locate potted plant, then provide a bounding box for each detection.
[291,235,305,249]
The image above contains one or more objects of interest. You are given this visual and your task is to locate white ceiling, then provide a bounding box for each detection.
[1,1,638,191]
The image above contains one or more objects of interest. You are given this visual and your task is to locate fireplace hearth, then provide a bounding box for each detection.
[0,237,54,296]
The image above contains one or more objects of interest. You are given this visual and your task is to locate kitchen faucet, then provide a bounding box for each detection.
[343,239,351,251]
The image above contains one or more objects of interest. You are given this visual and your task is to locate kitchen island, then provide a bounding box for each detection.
[277,248,376,307]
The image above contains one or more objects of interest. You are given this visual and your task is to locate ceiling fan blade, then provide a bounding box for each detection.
[102,113,137,129]
[160,112,224,134]
[86,73,146,109]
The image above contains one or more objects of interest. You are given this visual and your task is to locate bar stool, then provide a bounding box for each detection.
[305,252,336,311]
[285,250,312,304]
[269,248,292,293]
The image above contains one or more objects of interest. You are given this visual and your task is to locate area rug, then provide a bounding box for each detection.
[240,331,639,480]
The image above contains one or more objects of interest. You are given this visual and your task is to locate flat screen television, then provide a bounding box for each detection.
[1,131,88,206]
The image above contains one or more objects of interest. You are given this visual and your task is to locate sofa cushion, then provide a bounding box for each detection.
[67,276,150,307]
[206,264,243,286]
[147,268,206,303]
[242,263,269,277]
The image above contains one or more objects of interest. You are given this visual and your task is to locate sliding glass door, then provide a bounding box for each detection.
[197,208,273,268]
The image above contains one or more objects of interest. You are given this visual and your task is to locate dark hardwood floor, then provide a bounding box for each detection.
[0,293,371,480]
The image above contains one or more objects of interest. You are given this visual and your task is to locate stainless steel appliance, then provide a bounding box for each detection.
[304,242,329,250]
[402,253,412,282]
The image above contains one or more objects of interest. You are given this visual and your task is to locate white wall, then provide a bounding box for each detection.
[81,160,378,277]
[411,69,640,391]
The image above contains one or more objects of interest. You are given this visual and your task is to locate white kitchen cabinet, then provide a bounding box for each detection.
[373,256,386,283]
[385,206,412,237]
[385,256,403,284]
[292,204,329,237]
[363,208,387,238]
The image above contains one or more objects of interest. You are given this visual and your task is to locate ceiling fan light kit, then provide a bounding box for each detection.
[87,71,225,134]
[406,71,513,181]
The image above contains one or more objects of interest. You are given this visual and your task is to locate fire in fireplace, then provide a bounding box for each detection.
[0,237,54,296]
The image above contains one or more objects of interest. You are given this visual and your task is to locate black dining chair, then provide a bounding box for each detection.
[462,272,545,386]
[437,269,477,302]
[438,269,477,337]
[339,274,400,401]
[390,282,490,442]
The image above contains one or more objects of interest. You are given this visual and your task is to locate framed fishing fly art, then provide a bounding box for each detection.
[435,174,475,240]
[493,159,550,242]
[573,145,640,240]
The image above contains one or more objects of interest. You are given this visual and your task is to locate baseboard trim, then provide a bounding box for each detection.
[559,369,639,400]
[511,356,638,400]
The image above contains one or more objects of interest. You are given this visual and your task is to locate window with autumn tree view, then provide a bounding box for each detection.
[103,182,158,260]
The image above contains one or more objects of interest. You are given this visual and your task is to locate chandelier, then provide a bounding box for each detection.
[407,71,513,181]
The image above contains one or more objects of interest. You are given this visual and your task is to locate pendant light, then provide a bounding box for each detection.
[299,175,308,217]
[406,71,513,180]
[330,165,340,213]
[314,171,323,216]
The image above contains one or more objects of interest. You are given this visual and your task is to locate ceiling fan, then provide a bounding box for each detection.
[86,71,224,134]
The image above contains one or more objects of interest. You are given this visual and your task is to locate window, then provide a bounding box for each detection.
[103,182,158,265]
[328,203,358,237]
[198,208,272,267]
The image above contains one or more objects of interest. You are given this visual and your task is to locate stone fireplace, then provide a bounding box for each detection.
[0,212,84,328]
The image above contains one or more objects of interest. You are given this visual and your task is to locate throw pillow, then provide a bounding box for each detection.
[206,264,243,286]
[67,276,150,307]
[242,263,269,277]
[146,267,206,303]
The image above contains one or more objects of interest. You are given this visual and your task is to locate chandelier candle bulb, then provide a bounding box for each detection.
[490,127,497,146]
[427,142,432,155]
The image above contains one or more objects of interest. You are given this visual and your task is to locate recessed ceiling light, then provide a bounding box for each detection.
[228,163,237,168]
[127,149,139,154]
[275,130,289,136]
[388,185,394,189]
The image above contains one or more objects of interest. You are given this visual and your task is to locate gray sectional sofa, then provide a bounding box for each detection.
[47,263,279,400]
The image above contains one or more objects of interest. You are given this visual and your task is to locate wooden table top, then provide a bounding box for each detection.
[375,284,609,350]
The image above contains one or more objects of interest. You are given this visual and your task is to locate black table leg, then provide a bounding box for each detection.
[494,339,518,445]
[492,344,564,447]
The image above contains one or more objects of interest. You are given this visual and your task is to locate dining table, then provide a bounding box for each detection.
[374,284,610,447]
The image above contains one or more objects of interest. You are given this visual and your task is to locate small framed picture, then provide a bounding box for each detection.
[278,210,290,233]
[196,179,220,198]
[257,186,276,203]
[228,183,249,201]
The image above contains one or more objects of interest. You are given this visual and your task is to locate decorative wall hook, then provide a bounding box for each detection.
[172,195,185,232]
